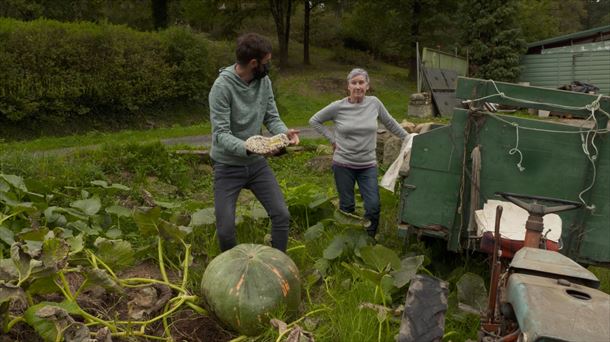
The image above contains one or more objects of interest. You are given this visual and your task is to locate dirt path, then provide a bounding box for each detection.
[160,127,322,146]
[33,127,324,157]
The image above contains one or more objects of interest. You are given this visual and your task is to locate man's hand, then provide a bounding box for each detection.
[246,147,282,157]
[286,129,300,145]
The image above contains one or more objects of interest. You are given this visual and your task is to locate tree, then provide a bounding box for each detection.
[586,0,610,28]
[269,0,293,68]
[303,0,323,65]
[180,0,250,38]
[151,0,168,30]
[551,0,587,35]
[460,0,526,82]
[518,0,560,43]
[0,0,104,22]
[339,0,460,73]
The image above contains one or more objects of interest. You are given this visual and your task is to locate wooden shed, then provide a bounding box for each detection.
[519,25,610,95]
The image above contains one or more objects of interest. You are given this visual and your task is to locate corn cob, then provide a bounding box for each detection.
[244,133,290,154]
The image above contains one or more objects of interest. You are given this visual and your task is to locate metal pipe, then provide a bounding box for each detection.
[487,205,503,323]
[524,213,543,248]
[416,41,421,93]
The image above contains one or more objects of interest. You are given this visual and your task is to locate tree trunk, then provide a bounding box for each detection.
[304,0,311,65]
[151,0,168,30]
[269,0,293,69]
[408,0,421,81]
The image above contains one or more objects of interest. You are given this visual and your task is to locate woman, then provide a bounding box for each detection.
[309,68,409,237]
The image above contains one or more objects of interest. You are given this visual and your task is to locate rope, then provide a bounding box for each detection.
[508,123,525,172]
[487,112,609,134]
[464,80,608,114]
[577,104,600,210]
[467,146,481,236]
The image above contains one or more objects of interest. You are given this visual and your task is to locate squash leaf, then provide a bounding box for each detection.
[67,235,84,255]
[82,268,123,294]
[333,209,371,228]
[70,197,101,216]
[94,238,134,271]
[26,276,61,296]
[105,205,132,218]
[359,245,401,272]
[0,259,18,281]
[391,255,424,288]
[133,206,161,237]
[158,219,188,241]
[154,200,181,209]
[190,207,215,227]
[0,174,28,193]
[0,225,15,246]
[24,301,82,342]
[304,222,324,241]
[66,220,100,236]
[323,234,348,260]
[457,273,488,313]
[0,282,25,305]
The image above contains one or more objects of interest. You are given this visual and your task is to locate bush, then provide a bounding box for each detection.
[0,18,215,126]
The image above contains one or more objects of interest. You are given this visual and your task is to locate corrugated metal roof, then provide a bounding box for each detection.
[542,41,610,54]
[528,24,610,49]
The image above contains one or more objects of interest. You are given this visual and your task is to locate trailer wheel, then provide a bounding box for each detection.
[396,274,449,342]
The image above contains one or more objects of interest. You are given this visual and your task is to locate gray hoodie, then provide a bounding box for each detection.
[209,64,288,165]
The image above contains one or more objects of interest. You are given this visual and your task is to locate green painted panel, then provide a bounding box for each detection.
[400,170,460,230]
[474,114,589,260]
[401,121,465,248]
[401,78,610,264]
[575,134,610,264]
[421,47,468,76]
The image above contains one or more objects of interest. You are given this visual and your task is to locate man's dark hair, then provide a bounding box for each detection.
[236,33,273,65]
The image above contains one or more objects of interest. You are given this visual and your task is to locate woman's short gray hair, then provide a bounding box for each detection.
[347,68,369,83]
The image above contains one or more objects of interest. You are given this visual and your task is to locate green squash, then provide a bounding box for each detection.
[200,244,301,335]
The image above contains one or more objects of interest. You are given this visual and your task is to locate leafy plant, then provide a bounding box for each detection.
[343,245,424,342]
[283,182,335,229]
[0,173,209,340]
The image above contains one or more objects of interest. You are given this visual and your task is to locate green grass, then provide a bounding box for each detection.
[0,122,212,153]
[3,138,609,341]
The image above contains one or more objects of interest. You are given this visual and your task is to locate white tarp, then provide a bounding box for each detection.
[474,200,562,242]
[380,133,418,192]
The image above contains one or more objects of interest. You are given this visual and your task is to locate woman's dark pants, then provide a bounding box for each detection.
[332,164,380,237]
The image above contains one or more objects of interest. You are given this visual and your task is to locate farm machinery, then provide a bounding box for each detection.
[479,192,609,341]
[398,78,610,341]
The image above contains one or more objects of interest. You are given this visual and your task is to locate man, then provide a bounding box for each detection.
[209,33,299,252]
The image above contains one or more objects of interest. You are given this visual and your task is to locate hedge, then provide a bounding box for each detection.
[0,18,215,125]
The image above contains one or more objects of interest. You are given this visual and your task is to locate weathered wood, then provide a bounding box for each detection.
[456,77,610,121]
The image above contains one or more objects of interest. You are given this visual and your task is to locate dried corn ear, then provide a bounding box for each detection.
[244,133,290,154]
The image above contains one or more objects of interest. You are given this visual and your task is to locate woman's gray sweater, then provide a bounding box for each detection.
[309,96,408,167]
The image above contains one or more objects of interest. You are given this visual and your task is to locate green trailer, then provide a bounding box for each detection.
[399,77,610,266]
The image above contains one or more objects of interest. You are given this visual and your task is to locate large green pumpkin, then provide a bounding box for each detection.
[200,244,301,335]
